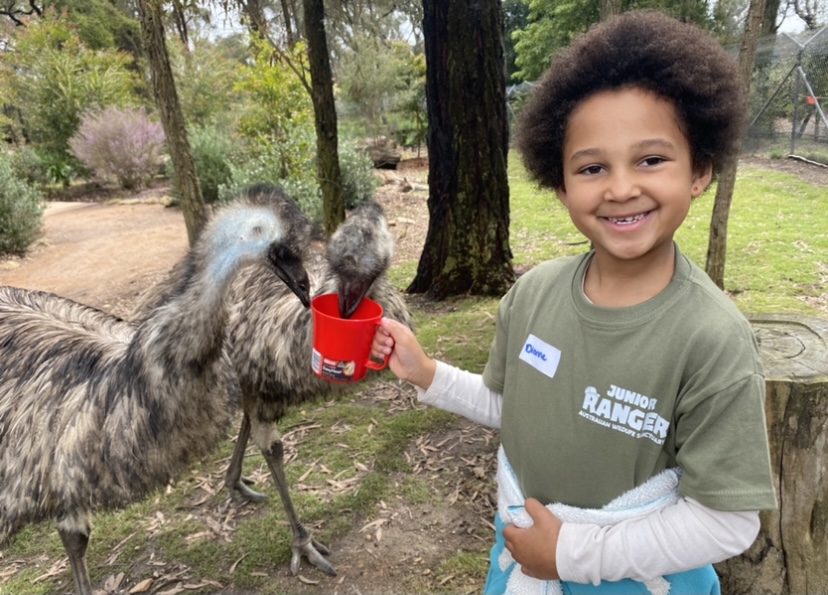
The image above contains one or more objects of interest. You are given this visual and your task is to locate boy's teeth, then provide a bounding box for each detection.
[608,213,645,224]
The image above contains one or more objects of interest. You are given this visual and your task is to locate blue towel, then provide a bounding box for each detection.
[484,513,720,595]
[488,446,721,595]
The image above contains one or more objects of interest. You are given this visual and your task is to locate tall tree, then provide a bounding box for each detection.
[762,0,783,34]
[705,0,767,288]
[137,0,207,245]
[302,0,344,236]
[233,0,344,233]
[410,0,513,299]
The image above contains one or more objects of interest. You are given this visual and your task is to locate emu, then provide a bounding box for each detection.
[224,199,413,576]
[0,198,313,595]
[134,193,413,577]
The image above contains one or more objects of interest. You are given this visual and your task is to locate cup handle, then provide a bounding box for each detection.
[365,352,389,371]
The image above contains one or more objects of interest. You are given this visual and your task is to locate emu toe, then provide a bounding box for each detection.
[230,477,268,504]
[290,534,336,577]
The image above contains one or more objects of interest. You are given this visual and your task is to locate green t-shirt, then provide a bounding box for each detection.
[482,247,777,512]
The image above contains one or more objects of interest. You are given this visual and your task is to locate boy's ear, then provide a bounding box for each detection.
[691,164,714,198]
[555,185,568,204]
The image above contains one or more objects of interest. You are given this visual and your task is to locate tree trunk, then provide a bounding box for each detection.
[704,0,766,288]
[715,314,828,595]
[302,0,344,237]
[762,0,782,35]
[137,0,206,245]
[410,0,514,299]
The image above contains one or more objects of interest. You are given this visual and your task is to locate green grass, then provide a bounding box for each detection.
[2,156,825,595]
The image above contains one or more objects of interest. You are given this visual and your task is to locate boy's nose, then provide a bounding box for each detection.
[603,170,642,202]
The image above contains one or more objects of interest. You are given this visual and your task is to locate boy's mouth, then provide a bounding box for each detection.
[605,211,649,225]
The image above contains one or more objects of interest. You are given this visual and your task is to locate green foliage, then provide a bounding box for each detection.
[7,145,52,187]
[512,0,600,82]
[2,10,140,167]
[511,0,729,82]
[219,126,321,220]
[339,141,381,209]
[338,36,412,139]
[186,123,235,204]
[168,36,247,129]
[220,133,380,221]
[504,0,531,81]
[0,152,44,256]
[49,0,142,55]
[234,38,313,141]
[387,46,427,150]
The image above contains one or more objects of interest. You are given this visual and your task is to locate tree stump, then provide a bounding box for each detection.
[715,314,828,595]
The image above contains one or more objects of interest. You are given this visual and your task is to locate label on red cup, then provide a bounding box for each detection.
[312,348,359,381]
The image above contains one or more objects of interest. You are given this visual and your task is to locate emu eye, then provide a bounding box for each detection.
[252,225,263,237]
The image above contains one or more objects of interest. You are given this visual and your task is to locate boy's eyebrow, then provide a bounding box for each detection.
[568,138,677,163]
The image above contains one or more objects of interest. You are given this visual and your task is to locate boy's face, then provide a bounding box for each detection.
[556,87,711,267]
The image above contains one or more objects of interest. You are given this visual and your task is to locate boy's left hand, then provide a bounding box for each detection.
[503,498,563,580]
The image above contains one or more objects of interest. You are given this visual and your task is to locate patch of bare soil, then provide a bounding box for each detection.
[740,155,828,187]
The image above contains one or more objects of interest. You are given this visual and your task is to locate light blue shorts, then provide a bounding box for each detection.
[483,513,721,595]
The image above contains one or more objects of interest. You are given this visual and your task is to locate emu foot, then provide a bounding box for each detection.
[229,477,268,504]
[291,534,336,577]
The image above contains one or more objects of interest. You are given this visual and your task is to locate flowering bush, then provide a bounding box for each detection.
[69,107,166,190]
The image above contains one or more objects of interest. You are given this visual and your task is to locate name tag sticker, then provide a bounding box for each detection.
[519,334,561,379]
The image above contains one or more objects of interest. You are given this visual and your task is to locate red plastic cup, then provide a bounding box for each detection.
[311,293,387,382]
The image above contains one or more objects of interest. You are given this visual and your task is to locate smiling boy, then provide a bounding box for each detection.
[374,11,776,595]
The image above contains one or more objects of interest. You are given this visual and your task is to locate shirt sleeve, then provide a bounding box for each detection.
[557,497,760,584]
[416,360,503,429]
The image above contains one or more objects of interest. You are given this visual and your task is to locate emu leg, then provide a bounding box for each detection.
[225,413,268,503]
[57,514,92,595]
[251,418,336,577]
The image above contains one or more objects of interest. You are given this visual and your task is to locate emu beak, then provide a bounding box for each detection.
[268,246,311,308]
[338,276,375,319]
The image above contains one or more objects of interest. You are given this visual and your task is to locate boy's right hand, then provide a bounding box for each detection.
[373,317,436,390]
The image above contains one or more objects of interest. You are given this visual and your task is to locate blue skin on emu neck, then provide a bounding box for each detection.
[206,207,285,283]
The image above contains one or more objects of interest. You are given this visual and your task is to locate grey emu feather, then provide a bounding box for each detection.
[0,198,312,595]
[133,190,413,577]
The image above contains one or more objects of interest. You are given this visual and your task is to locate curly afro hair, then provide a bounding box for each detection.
[516,10,746,190]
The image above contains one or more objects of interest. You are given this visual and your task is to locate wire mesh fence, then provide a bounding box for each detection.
[741,26,828,161]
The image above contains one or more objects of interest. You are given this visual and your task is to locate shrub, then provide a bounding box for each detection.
[7,146,51,187]
[339,141,380,209]
[69,106,166,190]
[187,124,234,204]
[220,134,380,222]
[0,153,45,256]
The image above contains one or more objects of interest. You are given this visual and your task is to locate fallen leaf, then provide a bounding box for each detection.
[128,578,153,593]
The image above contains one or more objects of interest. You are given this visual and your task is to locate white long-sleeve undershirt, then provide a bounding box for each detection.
[417,360,760,584]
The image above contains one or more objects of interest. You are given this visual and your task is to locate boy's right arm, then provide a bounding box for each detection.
[373,317,436,389]
[374,318,503,429]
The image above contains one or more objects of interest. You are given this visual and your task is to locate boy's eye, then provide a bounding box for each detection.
[641,156,666,167]
[580,165,605,176]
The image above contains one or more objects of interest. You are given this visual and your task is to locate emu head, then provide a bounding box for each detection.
[205,188,312,307]
[327,201,394,318]
[240,184,314,308]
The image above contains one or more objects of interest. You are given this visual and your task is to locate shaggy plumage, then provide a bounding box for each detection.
[224,199,413,577]
[133,192,413,577]
[0,198,312,595]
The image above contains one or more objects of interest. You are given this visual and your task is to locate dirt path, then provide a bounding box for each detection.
[0,199,188,319]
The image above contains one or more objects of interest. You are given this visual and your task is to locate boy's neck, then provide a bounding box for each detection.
[583,243,676,308]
